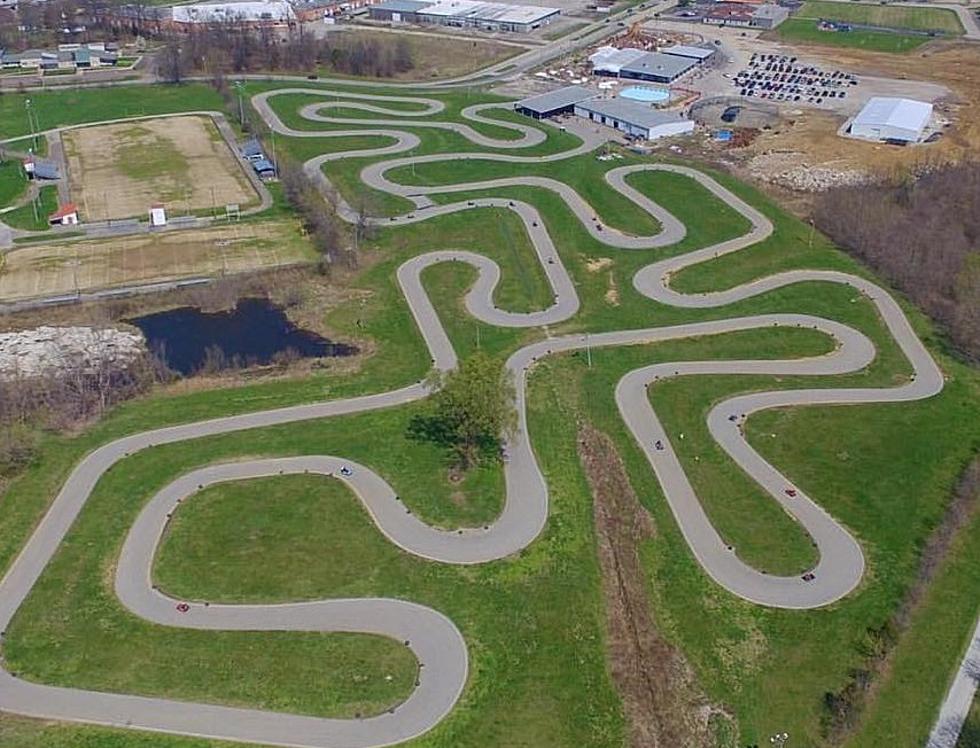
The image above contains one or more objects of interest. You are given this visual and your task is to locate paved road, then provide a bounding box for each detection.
[928,613,980,748]
[0,88,945,746]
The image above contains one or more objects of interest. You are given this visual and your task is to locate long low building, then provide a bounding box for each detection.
[369,0,559,31]
[573,97,695,140]
[514,85,595,118]
[849,97,932,143]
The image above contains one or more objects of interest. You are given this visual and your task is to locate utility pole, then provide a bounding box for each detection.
[25,98,37,151]
[807,218,815,248]
[234,80,246,128]
[585,332,592,368]
[270,128,278,177]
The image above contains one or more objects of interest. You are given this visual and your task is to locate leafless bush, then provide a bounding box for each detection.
[815,162,980,361]
[155,23,414,79]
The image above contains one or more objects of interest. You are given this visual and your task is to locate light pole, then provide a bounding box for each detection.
[25,98,37,151]
[233,80,246,127]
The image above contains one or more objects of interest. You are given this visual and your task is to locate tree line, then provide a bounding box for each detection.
[815,161,980,362]
[158,24,414,81]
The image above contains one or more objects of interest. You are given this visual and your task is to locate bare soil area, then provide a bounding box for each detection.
[62,115,259,222]
[578,423,730,747]
[0,221,311,302]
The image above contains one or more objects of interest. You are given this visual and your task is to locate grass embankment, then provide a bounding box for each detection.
[2,184,58,230]
[0,85,977,747]
[774,0,963,53]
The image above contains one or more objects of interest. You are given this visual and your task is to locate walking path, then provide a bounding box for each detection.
[0,87,945,746]
[928,613,980,748]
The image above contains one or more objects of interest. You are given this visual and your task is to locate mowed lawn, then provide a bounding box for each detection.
[775,1,963,52]
[796,0,964,33]
[774,18,933,52]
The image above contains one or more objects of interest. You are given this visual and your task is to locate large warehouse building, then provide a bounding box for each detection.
[589,47,697,83]
[573,98,695,140]
[514,86,594,118]
[369,0,559,31]
[850,97,933,143]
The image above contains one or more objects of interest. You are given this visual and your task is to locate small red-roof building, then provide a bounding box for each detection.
[49,202,79,226]
[703,2,756,25]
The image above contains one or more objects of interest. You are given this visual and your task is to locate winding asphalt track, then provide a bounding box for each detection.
[0,88,945,746]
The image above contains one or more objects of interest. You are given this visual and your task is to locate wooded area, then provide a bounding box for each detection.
[159,26,415,80]
[815,162,980,361]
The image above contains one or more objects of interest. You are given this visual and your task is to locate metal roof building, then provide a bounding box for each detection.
[417,0,560,31]
[573,98,695,140]
[618,52,696,83]
[850,97,932,143]
[589,46,648,76]
[515,85,595,118]
[661,44,716,63]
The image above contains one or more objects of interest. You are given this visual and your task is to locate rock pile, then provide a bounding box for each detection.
[0,326,146,380]
[747,152,869,192]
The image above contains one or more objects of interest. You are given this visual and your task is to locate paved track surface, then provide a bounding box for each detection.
[928,613,980,748]
[0,87,945,746]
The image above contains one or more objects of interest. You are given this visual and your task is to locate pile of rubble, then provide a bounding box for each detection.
[747,152,869,192]
[0,326,146,380]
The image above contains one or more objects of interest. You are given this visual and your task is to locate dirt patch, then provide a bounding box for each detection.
[577,423,730,747]
[62,115,258,221]
[586,257,613,273]
[0,220,311,302]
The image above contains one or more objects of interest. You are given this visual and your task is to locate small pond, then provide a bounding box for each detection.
[130,298,357,376]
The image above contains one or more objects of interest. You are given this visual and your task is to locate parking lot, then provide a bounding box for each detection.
[733,53,859,105]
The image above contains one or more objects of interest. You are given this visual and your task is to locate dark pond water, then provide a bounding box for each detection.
[130,298,357,376]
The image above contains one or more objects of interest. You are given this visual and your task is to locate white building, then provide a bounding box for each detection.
[850,97,933,143]
[171,1,296,25]
[573,98,694,140]
[149,204,167,227]
[589,46,647,76]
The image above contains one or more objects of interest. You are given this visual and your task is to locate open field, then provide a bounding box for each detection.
[62,116,258,222]
[0,220,313,302]
[773,1,963,52]
[796,0,964,33]
[0,83,976,748]
[774,17,933,52]
[325,29,522,81]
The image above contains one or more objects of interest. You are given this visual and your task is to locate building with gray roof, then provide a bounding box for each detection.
[515,85,595,118]
[619,51,696,83]
[573,98,695,140]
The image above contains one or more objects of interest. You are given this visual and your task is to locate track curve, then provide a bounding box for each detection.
[0,87,945,746]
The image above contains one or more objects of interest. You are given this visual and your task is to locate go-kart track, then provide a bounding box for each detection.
[0,85,946,748]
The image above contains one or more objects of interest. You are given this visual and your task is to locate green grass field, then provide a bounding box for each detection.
[0,83,977,748]
[2,184,58,230]
[0,157,27,209]
[775,0,964,53]
[796,0,964,33]
[956,692,980,747]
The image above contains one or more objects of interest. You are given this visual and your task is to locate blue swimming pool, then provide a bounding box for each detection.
[619,86,670,103]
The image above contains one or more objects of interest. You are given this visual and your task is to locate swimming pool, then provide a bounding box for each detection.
[619,86,670,104]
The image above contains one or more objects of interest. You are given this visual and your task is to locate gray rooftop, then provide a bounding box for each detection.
[372,0,430,11]
[576,97,688,129]
[661,44,715,60]
[619,51,695,79]
[515,85,595,114]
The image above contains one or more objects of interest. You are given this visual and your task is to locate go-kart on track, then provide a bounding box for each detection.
[0,86,945,748]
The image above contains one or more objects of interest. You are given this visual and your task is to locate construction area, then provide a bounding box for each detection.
[0,220,312,303]
[62,115,261,222]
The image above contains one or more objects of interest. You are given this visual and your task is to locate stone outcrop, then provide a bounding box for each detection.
[0,326,145,380]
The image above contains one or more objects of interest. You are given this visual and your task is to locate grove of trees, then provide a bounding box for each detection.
[409,352,517,469]
[815,162,980,361]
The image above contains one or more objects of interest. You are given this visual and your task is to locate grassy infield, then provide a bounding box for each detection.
[774,0,964,53]
[0,83,977,747]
